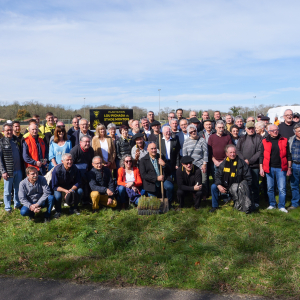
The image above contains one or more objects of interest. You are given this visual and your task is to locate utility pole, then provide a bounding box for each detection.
[158,89,161,122]
[84,98,86,119]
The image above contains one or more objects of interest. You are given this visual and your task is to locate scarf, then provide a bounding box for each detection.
[223,157,238,188]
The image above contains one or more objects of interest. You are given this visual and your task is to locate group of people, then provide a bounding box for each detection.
[0,107,299,222]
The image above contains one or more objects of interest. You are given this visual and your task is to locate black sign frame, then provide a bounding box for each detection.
[90,109,133,130]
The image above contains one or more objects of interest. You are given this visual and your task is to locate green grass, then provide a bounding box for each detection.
[0,180,300,298]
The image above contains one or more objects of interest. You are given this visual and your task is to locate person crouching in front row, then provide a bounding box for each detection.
[88,156,117,212]
[176,156,202,210]
[19,167,54,222]
[51,153,83,218]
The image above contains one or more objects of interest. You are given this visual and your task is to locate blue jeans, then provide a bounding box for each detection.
[266,167,287,209]
[117,185,127,204]
[210,163,219,183]
[250,168,260,205]
[147,180,174,206]
[3,170,23,211]
[290,163,300,207]
[211,183,231,208]
[20,195,54,218]
[53,188,83,212]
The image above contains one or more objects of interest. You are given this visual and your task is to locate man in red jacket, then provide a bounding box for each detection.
[259,124,292,213]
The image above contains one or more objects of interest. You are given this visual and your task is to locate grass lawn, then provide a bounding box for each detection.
[0,179,300,298]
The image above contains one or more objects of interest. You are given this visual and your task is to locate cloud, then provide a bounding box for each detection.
[1,0,300,110]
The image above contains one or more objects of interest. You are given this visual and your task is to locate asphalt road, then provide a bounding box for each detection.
[0,277,267,300]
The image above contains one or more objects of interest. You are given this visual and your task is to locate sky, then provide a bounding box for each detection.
[1,0,300,113]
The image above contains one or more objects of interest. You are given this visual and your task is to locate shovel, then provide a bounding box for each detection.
[159,133,169,213]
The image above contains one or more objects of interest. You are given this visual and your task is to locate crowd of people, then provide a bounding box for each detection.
[0,107,299,222]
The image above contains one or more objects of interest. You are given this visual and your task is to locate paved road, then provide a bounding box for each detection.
[0,277,267,300]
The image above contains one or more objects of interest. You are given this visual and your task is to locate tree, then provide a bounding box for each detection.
[16,109,31,120]
[229,106,241,116]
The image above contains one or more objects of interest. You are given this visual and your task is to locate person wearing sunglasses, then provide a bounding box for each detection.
[259,124,292,213]
[176,156,202,209]
[117,154,143,209]
[48,126,72,170]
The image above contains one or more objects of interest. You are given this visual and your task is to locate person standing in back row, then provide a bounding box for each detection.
[279,109,296,139]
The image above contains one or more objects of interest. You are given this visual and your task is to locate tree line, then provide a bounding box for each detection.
[0,100,294,122]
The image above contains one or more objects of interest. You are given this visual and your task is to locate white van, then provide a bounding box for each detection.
[267,106,300,123]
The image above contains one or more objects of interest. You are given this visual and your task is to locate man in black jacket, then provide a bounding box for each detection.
[70,136,95,204]
[176,156,202,209]
[236,121,262,208]
[88,156,116,212]
[148,121,161,148]
[139,142,174,207]
[70,118,94,147]
[0,123,25,213]
[160,126,180,176]
[210,144,252,212]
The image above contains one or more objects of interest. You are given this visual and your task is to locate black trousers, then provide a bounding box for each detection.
[177,189,202,208]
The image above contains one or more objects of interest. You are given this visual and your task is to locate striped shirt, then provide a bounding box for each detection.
[182,137,208,168]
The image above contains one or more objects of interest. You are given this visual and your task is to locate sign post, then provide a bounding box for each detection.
[89,109,133,130]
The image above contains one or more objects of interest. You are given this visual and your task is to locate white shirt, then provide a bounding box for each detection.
[144,128,151,137]
[125,171,135,183]
[163,136,172,160]
[100,139,109,162]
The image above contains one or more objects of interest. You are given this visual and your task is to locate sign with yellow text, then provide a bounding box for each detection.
[89,109,133,129]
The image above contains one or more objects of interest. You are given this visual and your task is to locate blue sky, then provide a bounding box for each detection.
[1,0,300,113]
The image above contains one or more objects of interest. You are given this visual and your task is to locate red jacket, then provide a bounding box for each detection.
[262,137,288,173]
[117,167,143,187]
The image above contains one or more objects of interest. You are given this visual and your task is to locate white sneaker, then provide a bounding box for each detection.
[267,206,275,210]
[279,208,288,213]
[255,203,259,208]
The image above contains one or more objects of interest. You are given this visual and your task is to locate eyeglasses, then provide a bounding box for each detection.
[284,114,293,117]
[125,160,132,163]
[189,130,197,134]
[269,129,279,132]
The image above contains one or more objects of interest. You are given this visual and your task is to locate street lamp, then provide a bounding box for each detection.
[84,98,86,119]
[158,89,161,122]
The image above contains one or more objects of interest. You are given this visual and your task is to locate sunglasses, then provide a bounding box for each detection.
[125,160,132,163]
[189,130,197,134]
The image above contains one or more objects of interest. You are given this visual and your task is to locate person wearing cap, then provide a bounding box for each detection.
[189,117,201,133]
[259,124,292,213]
[256,113,264,122]
[148,120,161,148]
[210,144,252,213]
[176,119,189,156]
[176,156,202,209]
[274,116,280,126]
[139,142,174,207]
[287,123,300,210]
[236,121,262,208]
[293,113,300,124]
[183,124,208,199]
[278,109,296,139]
[260,116,270,126]
[131,133,149,165]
